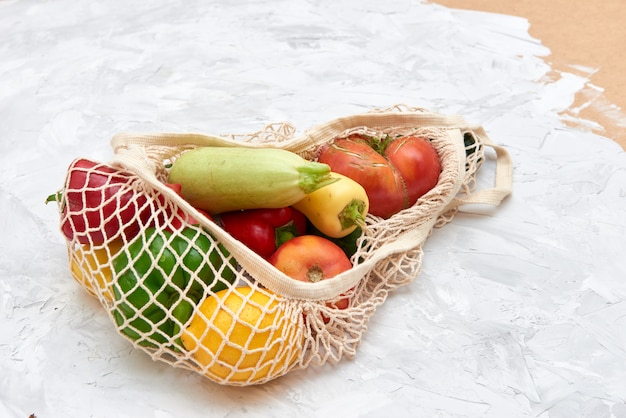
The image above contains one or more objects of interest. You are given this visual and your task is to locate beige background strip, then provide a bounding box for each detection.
[433,0,626,150]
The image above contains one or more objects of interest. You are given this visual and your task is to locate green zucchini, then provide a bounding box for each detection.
[168,146,338,214]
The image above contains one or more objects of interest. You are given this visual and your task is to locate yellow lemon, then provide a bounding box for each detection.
[182,286,302,384]
[70,240,123,301]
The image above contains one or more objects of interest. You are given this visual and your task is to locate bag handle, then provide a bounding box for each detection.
[110,132,270,151]
[443,125,512,211]
[110,109,473,155]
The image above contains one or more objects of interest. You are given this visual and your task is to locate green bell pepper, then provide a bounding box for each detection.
[111,225,237,348]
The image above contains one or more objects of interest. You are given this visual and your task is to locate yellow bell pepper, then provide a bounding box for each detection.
[70,239,123,300]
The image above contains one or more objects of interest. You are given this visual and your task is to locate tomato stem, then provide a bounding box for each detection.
[367,134,395,155]
[306,263,325,283]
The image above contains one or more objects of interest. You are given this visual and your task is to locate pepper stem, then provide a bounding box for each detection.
[297,162,340,194]
[339,198,367,230]
[46,191,63,204]
[275,222,299,249]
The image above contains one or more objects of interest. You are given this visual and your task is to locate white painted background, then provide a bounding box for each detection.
[2,1,625,417]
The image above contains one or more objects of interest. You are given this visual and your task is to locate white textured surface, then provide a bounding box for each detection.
[2,1,626,417]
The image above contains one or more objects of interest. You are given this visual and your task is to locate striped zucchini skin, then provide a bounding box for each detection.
[168,147,336,214]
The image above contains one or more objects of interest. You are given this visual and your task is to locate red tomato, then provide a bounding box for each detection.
[385,136,441,206]
[269,235,353,320]
[269,235,352,283]
[317,138,406,218]
[318,134,441,219]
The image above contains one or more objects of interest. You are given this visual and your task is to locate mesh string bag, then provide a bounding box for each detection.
[54,106,512,386]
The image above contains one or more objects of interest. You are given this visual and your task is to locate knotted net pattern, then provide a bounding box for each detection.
[58,107,490,386]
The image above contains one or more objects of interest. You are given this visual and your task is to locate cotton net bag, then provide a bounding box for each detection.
[56,105,512,386]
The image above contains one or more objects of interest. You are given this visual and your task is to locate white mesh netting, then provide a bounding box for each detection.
[56,107,509,386]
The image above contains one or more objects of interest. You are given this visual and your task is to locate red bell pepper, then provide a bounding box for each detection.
[217,207,307,259]
[49,158,152,245]
[162,183,213,229]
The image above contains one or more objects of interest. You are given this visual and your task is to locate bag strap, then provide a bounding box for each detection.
[445,125,513,210]
[283,110,471,154]
[110,109,473,154]
[110,113,512,211]
[110,132,267,151]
